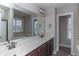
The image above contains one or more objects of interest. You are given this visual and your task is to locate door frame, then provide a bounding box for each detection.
[56,12,73,55]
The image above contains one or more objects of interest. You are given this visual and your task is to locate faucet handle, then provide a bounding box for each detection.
[6,42,16,50]
[11,42,16,48]
[6,44,11,50]
[13,54,16,56]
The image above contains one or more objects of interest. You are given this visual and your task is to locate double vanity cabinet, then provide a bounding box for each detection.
[26,38,53,56]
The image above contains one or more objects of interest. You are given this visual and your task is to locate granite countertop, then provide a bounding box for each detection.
[0,35,53,56]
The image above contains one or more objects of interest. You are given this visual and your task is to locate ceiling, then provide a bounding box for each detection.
[34,3,74,9]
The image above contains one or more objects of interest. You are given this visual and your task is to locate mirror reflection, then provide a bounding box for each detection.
[0,19,8,43]
[13,9,33,39]
[13,9,45,40]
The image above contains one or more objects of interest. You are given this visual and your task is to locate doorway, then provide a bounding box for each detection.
[32,19,38,36]
[56,13,73,55]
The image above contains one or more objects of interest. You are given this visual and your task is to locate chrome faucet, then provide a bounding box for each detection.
[7,42,16,50]
[39,34,45,38]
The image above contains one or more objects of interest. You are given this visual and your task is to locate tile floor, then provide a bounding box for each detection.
[52,46,71,56]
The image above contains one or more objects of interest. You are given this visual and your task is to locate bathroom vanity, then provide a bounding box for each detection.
[26,38,53,56]
[0,36,54,56]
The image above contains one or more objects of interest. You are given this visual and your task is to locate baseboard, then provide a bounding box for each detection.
[71,51,77,56]
[59,44,71,48]
[53,49,59,54]
[53,51,57,54]
[53,44,71,55]
[71,53,77,56]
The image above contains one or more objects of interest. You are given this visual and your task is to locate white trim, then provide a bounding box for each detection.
[57,13,73,17]
[70,51,76,56]
[53,51,57,55]
[59,44,71,48]
[32,16,34,36]
[56,12,74,55]
[56,14,59,52]
[71,13,74,55]
[0,13,2,37]
[53,48,59,54]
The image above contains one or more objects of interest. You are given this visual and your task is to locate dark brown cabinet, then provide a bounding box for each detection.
[38,43,46,56]
[26,38,53,56]
[50,38,53,55]
[46,38,53,56]
[46,40,51,56]
[26,49,38,56]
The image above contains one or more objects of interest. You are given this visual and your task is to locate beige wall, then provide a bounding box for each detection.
[45,7,55,37]
[37,14,45,35]
[76,4,79,44]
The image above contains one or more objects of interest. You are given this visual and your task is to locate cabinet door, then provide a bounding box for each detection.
[46,39,53,56]
[50,38,53,55]
[46,40,51,56]
[26,49,38,56]
[38,43,46,56]
[38,50,46,56]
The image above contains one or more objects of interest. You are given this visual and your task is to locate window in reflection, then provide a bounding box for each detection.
[33,19,38,36]
[13,17,23,33]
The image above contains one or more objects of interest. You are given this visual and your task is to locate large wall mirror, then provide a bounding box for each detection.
[0,7,46,42]
[13,9,33,40]
[11,8,45,40]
